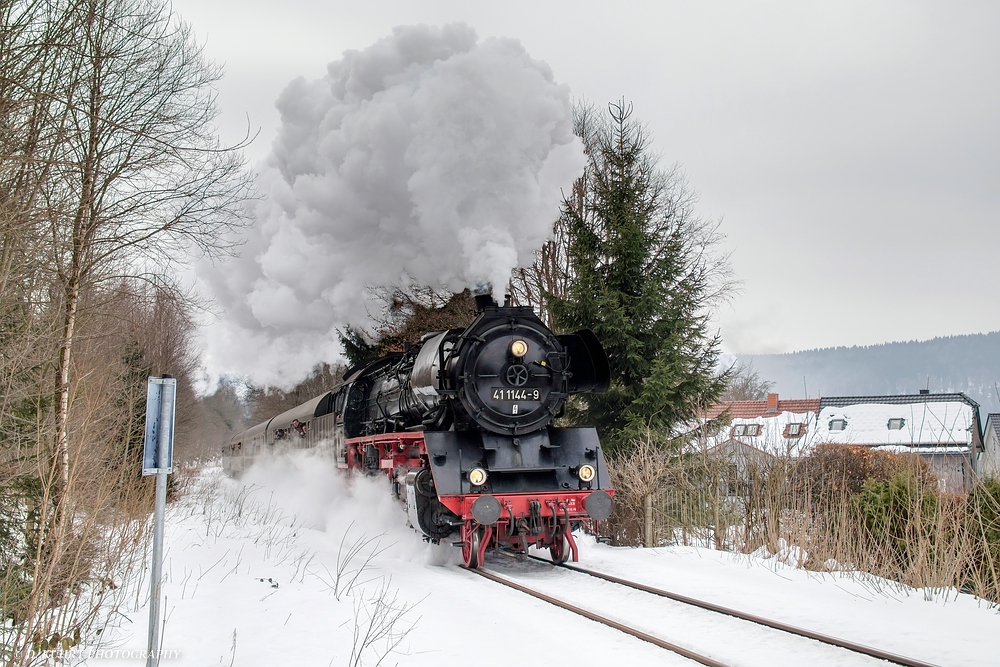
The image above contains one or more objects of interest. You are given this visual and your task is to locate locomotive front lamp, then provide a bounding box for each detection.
[468,467,488,486]
[510,339,528,358]
[578,464,596,483]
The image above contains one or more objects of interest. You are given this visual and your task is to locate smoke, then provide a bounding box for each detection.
[200,23,584,386]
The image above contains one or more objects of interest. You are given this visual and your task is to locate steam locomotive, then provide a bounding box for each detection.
[222,295,614,568]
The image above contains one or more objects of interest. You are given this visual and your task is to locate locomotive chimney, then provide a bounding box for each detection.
[474,294,499,312]
[503,293,512,308]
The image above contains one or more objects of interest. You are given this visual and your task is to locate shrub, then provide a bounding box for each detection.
[963,477,1000,599]
[0,475,42,625]
[794,444,930,505]
[853,469,941,570]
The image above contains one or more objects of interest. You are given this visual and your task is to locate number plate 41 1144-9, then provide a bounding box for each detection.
[491,388,540,402]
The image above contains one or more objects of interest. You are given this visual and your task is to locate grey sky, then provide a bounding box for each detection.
[174,0,1000,356]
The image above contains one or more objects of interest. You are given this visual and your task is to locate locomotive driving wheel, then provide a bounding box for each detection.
[549,528,570,565]
[462,525,483,569]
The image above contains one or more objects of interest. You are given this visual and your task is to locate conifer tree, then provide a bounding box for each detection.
[549,101,733,451]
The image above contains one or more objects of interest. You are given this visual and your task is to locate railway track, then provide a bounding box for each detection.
[469,565,730,667]
[468,554,942,667]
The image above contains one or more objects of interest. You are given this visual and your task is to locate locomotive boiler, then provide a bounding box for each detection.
[223,295,614,568]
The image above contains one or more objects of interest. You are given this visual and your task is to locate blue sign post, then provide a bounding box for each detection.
[143,376,176,667]
[143,376,176,475]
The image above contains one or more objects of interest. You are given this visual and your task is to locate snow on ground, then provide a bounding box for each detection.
[82,451,999,666]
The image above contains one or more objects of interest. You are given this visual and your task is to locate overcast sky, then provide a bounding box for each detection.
[173,0,1000,358]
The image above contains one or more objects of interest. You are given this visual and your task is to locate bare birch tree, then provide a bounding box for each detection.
[41,0,253,509]
[2,0,253,660]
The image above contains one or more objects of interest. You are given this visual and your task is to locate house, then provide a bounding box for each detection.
[815,391,983,493]
[981,414,1000,479]
[689,393,820,497]
[699,390,984,493]
[699,393,821,460]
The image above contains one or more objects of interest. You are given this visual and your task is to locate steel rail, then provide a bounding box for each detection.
[526,555,941,667]
[468,566,732,667]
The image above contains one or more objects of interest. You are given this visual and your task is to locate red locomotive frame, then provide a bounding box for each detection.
[342,432,612,568]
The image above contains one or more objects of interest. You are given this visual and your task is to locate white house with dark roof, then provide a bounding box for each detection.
[982,414,1000,479]
[815,392,983,492]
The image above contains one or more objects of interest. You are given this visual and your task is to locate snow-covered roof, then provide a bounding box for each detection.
[699,393,983,458]
[701,408,818,457]
[815,400,976,449]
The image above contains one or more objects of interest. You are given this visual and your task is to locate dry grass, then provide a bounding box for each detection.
[1,446,154,666]
[603,433,1000,604]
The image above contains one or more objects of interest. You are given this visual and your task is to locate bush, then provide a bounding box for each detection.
[601,433,676,547]
[963,477,1000,599]
[794,444,930,505]
[0,475,42,625]
[853,468,942,571]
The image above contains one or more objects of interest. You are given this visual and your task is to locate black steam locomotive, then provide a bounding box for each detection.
[222,295,614,568]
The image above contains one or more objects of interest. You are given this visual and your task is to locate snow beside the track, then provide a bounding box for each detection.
[88,452,999,666]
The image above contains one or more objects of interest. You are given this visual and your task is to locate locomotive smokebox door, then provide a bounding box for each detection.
[452,307,568,436]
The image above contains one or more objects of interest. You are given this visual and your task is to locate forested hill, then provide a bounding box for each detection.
[740,332,1000,416]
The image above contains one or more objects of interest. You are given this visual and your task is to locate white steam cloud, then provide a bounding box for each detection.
[200,23,584,386]
[239,449,457,567]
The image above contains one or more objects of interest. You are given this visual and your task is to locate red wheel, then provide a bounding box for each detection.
[462,526,482,569]
[549,530,570,565]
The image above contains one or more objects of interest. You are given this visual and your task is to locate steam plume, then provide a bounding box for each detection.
[200,23,584,386]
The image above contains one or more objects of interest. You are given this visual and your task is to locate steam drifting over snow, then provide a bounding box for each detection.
[201,23,584,386]
[240,449,457,567]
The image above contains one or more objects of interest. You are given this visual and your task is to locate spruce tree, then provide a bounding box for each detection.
[549,101,732,452]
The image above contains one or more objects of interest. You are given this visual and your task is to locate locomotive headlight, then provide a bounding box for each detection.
[510,339,528,358]
[468,467,488,486]
[578,464,596,483]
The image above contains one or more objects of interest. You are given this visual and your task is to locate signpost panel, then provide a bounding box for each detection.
[143,375,175,667]
[143,377,175,475]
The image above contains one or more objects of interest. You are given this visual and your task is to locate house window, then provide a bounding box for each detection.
[829,419,847,431]
[887,418,905,430]
[786,422,805,437]
[732,424,761,437]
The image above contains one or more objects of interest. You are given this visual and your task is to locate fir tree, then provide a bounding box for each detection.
[549,101,733,451]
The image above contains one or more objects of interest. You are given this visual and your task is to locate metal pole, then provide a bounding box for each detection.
[147,376,174,667]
